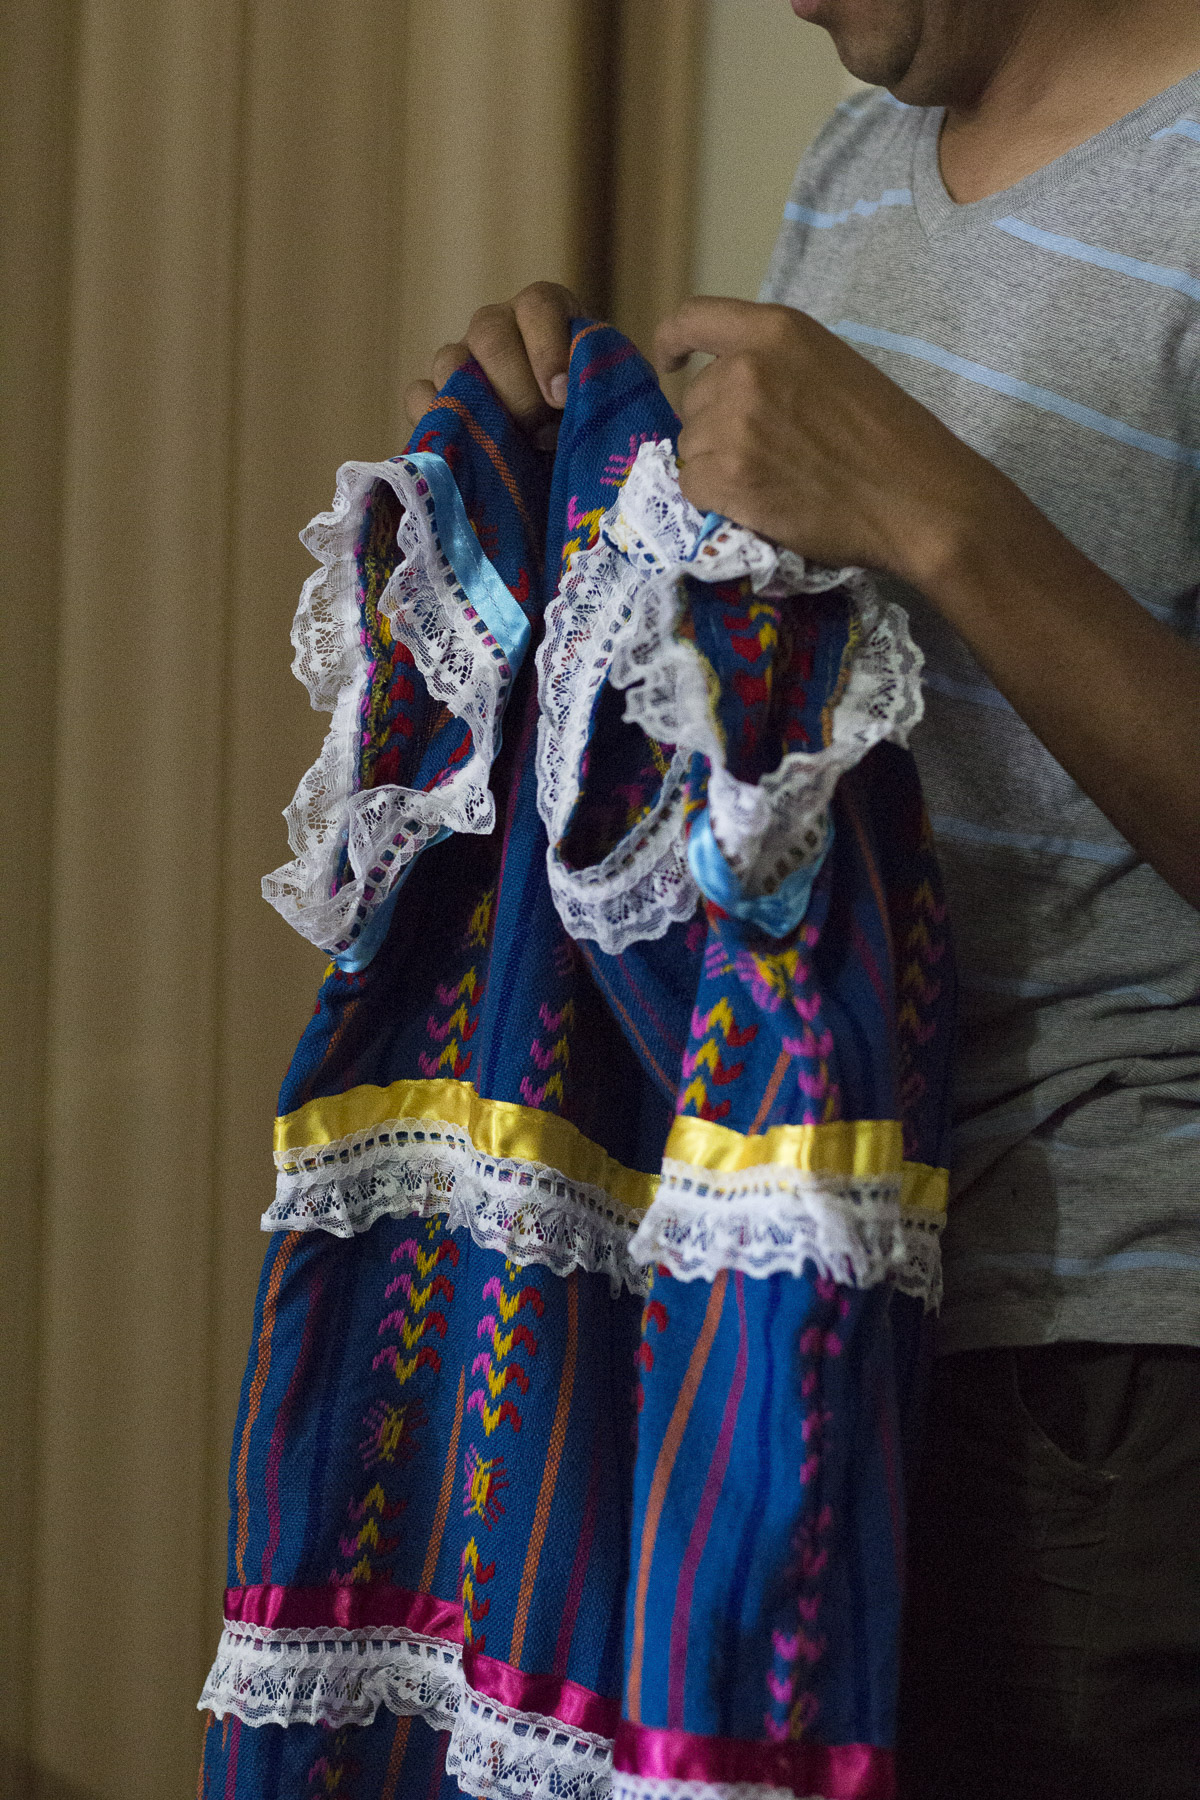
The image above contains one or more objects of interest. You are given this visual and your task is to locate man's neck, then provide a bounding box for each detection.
[937,1,1200,203]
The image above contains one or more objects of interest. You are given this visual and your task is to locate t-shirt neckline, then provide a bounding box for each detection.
[911,63,1200,240]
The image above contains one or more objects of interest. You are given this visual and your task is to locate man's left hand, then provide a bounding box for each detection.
[655,296,998,585]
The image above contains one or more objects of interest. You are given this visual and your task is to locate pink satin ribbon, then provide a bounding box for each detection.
[464,1648,621,1738]
[227,1588,886,1791]
[224,1583,462,1640]
[614,1722,895,1800]
[223,1586,620,1737]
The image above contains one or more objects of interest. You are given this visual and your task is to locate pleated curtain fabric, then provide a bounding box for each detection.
[0,3,703,1794]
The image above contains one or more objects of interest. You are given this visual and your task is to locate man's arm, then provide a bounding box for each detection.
[657,296,1200,910]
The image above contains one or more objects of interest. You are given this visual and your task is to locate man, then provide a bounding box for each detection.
[405,2,1200,1793]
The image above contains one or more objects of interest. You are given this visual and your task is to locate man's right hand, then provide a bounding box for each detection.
[404,281,579,440]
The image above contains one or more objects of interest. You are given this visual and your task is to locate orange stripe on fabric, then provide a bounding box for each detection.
[569,320,611,359]
[509,1272,578,1667]
[197,1716,212,1799]
[589,971,675,1097]
[625,1270,728,1723]
[426,396,537,547]
[420,1364,466,1593]
[843,784,894,968]
[381,1714,414,1800]
[235,1233,301,1583]
[748,1049,791,1137]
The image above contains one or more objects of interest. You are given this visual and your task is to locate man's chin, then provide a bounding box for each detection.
[787,0,934,97]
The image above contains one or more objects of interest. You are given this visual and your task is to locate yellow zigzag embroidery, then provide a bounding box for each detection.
[695,997,740,1040]
[746,598,780,650]
[399,1280,438,1313]
[408,1246,448,1279]
[438,1003,472,1037]
[349,1515,385,1552]
[492,1284,532,1324]
[483,1324,531,1360]
[467,892,494,948]
[395,1316,443,1351]
[469,1397,516,1435]
[679,1077,710,1113]
[687,1040,729,1078]
[478,1367,512,1401]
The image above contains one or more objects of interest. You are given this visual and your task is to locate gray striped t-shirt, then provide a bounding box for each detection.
[761,69,1200,1353]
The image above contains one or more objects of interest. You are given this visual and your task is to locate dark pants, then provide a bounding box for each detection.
[897,1343,1200,1799]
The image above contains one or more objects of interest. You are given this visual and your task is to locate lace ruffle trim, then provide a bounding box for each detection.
[265,1114,653,1297]
[262,458,516,956]
[616,569,924,898]
[199,1622,461,1732]
[265,1113,940,1304]
[535,539,699,954]
[628,1160,943,1309]
[200,1624,614,1800]
[536,443,924,948]
[449,1686,613,1800]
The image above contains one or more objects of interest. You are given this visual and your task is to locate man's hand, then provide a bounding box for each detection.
[656,294,1200,910]
[656,295,1003,585]
[404,281,579,442]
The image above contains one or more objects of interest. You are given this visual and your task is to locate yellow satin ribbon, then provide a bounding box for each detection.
[665,1113,948,1218]
[274,1076,660,1214]
[276,1077,947,1219]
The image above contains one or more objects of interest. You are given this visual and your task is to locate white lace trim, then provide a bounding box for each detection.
[266,1115,940,1301]
[199,1621,461,1731]
[535,538,699,954]
[536,443,924,945]
[628,1161,943,1308]
[200,1626,861,1800]
[616,570,923,898]
[265,1115,653,1297]
[606,442,857,602]
[262,459,516,956]
[200,1624,615,1800]
[447,1683,613,1800]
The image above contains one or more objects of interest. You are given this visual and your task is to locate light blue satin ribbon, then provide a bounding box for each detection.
[689,512,727,558]
[334,454,530,973]
[686,808,831,939]
[403,452,532,677]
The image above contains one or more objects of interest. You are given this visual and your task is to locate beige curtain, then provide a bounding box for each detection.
[0,3,703,1795]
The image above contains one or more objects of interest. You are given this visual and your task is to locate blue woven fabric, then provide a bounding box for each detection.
[201,323,955,1800]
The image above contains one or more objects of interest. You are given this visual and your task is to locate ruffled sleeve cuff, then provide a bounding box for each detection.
[536,441,924,949]
[262,454,530,961]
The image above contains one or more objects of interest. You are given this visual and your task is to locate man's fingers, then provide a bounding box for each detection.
[465,304,548,426]
[431,341,472,390]
[408,281,580,438]
[512,282,580,407]
[654,296,791,373]
[404,379,437,427]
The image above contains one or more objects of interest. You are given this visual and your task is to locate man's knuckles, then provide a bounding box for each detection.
[466,303,521,362]
[512,280,574,323]
[431,342,471,387]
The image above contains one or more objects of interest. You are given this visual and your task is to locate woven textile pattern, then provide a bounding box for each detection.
[200,324,955,1800]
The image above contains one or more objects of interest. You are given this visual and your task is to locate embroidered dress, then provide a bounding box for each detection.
[198,324,955,1800]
